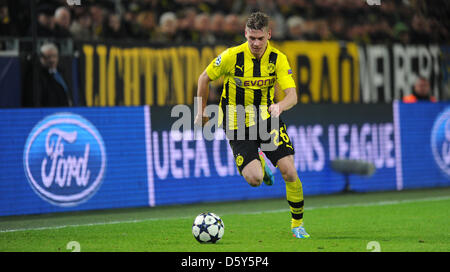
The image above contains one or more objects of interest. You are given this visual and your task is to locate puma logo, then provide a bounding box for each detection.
[235,65,243,72]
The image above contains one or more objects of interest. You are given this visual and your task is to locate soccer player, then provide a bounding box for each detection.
[195,12,309,239]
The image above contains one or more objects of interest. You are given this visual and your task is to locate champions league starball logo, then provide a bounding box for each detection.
[23,113,106,207]
[431,107,450,178]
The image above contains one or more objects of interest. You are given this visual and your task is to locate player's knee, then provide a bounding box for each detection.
[248,179,262,187]
[277,155,297,182]
[280,167,298,182]
[244,172,263,187]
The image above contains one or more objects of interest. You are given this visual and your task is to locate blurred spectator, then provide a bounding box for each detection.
[70,11,92,40]
[89,4,106,40]
[192,13,214,44]
[410,0,449,43]
[29,4,55,37]
[346,21,370,44]
[313,0,334,18]
[0,1,18,37]
[156,11,178,43]
[328,15,346,41]
[23,42,72,107]
[302,20,320,41]
[195,0,220,14]
[368,18,393,44]
[122,1,141,39]
[71,5,88,20]
[410,14,432,44]
[223,13,245,44]
[285,15,304,40]
[393,22,410,44]
[134,11,157,41]
[379,0,399,25]
[315,19,332,41]
[3,0,447,44]
[340,0,366,23]
[428,18,449,43]
[236,0,278,16]
[177,8,197,42]
[277,0,293,18]
[269,17,284,41]
[103,13,127,40]
[210,12,226,43]
[403,76,436,103]
[53,7,72,38]
[262,0,286,40]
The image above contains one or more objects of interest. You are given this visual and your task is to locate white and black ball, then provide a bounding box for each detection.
[192,212,225,243]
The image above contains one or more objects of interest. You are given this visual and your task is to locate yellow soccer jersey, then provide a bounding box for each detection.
[206,41,296,130]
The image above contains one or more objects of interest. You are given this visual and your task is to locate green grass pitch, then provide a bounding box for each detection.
[0,188,449,252]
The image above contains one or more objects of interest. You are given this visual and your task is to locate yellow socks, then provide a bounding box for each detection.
[285,178,304,229]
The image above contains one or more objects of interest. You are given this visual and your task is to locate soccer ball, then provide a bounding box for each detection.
[192,212,225,243]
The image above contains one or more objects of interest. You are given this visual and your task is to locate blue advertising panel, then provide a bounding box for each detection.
[397,102,450,189]
[2,103,449,216]
[149,103,397,208]
[282,104,397,194]
[149,106,273,206]
[0,107,149,216]
[0,57,21,108]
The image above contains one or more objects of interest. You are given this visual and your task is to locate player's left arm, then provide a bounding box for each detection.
[269,52,298,118]
[268,85,297,118]
[269,85,298,117]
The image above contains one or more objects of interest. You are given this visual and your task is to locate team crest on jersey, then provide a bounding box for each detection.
[267,63,276,74]
[215,55,222,66]
[235,154,244,167]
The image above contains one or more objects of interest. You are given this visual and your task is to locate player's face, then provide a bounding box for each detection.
[245,27,271,58]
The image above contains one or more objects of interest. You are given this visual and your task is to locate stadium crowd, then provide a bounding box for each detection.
[0,0,448,45]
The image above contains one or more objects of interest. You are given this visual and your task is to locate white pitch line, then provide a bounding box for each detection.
[240,195,450,215]
[1,196,449,233]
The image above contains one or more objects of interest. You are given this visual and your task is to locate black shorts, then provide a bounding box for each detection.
[226,118,295,174]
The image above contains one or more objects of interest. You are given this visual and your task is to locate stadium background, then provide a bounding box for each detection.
[0,0,449,219]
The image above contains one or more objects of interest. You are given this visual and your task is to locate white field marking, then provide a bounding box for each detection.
[1,196,449,233]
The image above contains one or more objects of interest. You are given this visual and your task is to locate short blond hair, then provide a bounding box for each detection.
[246,12,269,30]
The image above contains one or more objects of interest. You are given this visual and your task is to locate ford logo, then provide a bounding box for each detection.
[431,107,450,178]
[23,113,106,207]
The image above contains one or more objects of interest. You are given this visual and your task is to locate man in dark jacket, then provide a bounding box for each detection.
[23,42,72,107]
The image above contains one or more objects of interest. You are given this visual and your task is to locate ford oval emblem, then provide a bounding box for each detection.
[431,107,450,178]
[23,113,107,207]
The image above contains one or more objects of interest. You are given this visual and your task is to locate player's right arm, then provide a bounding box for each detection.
[195,70,212,126]
[195,49,232,127]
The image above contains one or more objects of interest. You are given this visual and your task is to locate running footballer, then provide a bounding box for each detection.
[195,12,310,239]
